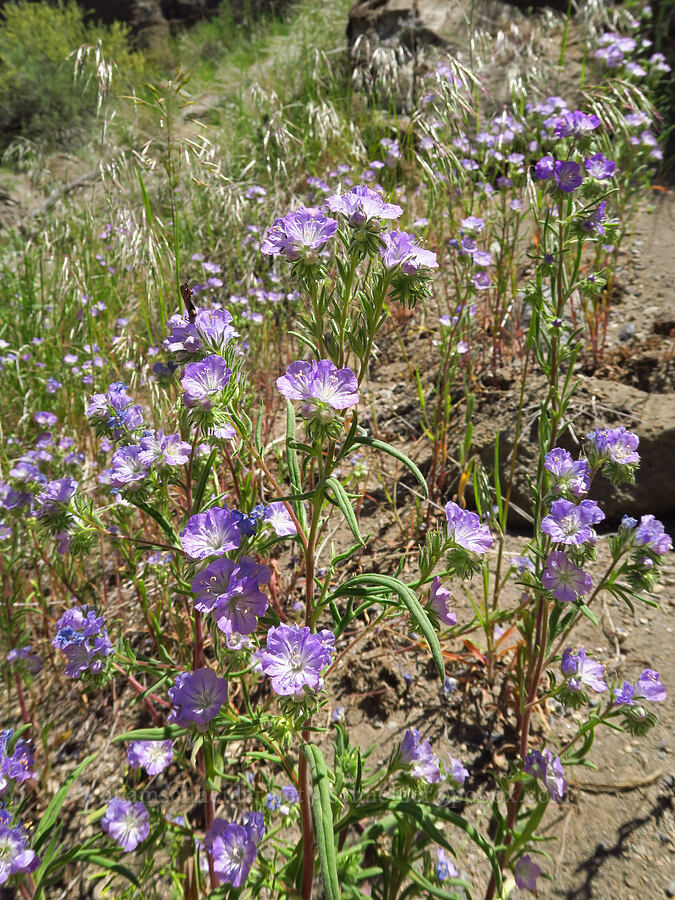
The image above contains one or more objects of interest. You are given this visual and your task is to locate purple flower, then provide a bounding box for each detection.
[261,207,337,260]
[181,355,232,410]
[613,681,635,705]
[633,515,672,555]
[555,160,583,192]
[561,647,606,692]
[35,476,78,516]
[34,411,57,428]
[473,271,491,290]
[582,201,608,234]
[524,748,567,801]
[584,152,616,179]
[515,855,541,891]
[261,624,334,696]
[0,734,35,791]
[52,605,114,677]
[180,507,243,559]
[326,185,402,226]
[191,556,270,618]
[635,669,666,702]
[205,815,264,887]
[0,824,38,884]
[428,576,457,625]
[541,499,604,546]
[101,798,150,852]
[264,501,297,536]
[168,668,228,730]
[445,501,493,554]
[447,755,469,785]
[542,551,592,603]
[461,215,485,232]
[127,740,173,775]
[399,729,441,783]
[161,434,192,466]
[553,110,600,137]
[544,449,590,497]
[379,230,438,273]
[109,446,149,491]
[280,784,299,804]
[534,156,555,180]
[276,359,359,421]
[436,847,458,881]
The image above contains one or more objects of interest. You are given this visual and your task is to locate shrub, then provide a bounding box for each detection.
[0,0,142,149]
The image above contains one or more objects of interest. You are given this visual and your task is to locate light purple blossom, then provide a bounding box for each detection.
[635,669,666,702]
[542,551,593,603]
[326,185,402,226]
[0,734,35,791]
[436,847,458,881]
[180,507,243,559]
[541,499,604,545]
[447,755,469,785]
[0,824,38,884]
[101,798,150,852]
[261,207,337,260]
[35,476,78,516]
[191,557,270,623]
[584,152,616,179]
[276,359,359,421]
[399,729,441,783]
[181,354,232,410]
[633,515,672,555]
[127,740,173,775]
[461,215,485,232]
[428,576,457,626]
[379,230,438,273]
[544,448,591,497]
[261,624,334,696]
[588,426,640,465]
[561,647,606,692]
[515,855,541,891]
[168,668,228,730]
[109,446,150,490]
[205,815,264,887]
[473,271,491,290]
[553,110,601,137]
[524,748,567,801]
[445,501,493,554]
[264,502,297,536]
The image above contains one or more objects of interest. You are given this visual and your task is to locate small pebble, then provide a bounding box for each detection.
[665,880,675,897]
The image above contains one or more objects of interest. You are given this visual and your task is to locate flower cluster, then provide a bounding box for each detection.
[86,382,143,437]
[613,669,666,706]
[561,647,606,693]
[165,307,238,360]
[0,822,39,885]
[52,605,114,678]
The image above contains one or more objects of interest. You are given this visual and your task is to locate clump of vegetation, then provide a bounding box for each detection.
[0,0,143,149]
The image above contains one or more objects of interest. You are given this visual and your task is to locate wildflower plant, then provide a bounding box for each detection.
[0,6,671,900]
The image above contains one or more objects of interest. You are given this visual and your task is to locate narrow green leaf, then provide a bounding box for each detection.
[131,499,177,543]
[71,852,141,888]
[34,754,96,846]
[255,399,264,455]
[303,744,340,900]
[191,447,218,516]
[325,477,365,547]
[352,436,428,499]
[331,574,444,680]
[113,725,186,743]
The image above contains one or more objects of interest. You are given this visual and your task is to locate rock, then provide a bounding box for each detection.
[619,322,636,342]
[665,881,675,898]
